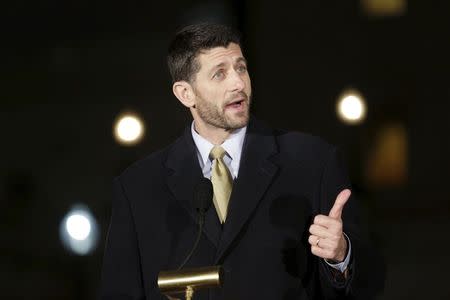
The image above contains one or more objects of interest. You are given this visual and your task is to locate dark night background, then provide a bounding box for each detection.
[1,0,449,299]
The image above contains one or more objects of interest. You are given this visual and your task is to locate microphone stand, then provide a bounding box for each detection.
[157,179,222,299]
[158,265,222,300]
[177,207,207,271]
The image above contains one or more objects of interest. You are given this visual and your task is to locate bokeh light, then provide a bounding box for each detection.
[60,205,99,256]
[66,214,91,241]
[114,113,145,145]
[336,89,367,125]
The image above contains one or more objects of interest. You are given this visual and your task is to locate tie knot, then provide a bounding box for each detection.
[210,146,226,160]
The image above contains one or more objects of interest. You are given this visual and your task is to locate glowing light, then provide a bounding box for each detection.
[365,123,408,188]
[114,113,145,145]
[60,205,99,255]
[361,0,407,17]
[66,214,91,241]
[336,89,367,125]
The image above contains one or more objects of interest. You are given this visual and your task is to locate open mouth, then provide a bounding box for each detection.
[225,98,245,109]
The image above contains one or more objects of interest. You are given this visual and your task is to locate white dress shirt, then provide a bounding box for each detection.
[191,122,246,180]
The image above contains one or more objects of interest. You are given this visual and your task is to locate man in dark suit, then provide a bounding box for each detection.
[101,23,382,299]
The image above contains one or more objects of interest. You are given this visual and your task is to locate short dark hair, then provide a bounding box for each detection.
[167,23,242,83]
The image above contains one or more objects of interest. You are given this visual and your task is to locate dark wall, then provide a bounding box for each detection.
[1,1,449,299]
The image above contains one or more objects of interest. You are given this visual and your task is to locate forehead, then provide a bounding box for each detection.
[197,43,244,68]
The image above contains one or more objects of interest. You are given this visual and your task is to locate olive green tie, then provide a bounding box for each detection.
[210,146,233,223]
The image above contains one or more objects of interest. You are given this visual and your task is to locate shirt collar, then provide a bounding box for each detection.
[191,121,247,164]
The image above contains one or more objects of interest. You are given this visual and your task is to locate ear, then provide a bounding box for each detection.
[172,81,195,108]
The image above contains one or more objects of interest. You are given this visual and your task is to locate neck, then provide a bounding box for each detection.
[193,120,234,145]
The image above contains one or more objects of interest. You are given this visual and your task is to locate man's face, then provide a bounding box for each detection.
[191,43,251,131]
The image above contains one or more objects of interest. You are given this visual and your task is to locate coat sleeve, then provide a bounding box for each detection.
[314,146,385,299]
[100,177,146,300]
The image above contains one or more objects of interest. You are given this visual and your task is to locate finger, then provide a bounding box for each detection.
[308,235,320,246]
[311,245,333,260]
[309,224,332,239]
[328,189,351,219]
[309,234,340,249]
[313,215,342,231]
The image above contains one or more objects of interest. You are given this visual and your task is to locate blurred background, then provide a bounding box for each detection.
[1,0,449,299]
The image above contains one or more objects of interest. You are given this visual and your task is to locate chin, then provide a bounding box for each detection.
[226,115,249,130]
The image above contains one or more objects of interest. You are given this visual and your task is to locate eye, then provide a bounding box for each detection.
[213,70,225,80]
[237,65,247,73]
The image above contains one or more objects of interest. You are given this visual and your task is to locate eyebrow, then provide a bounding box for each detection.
[210,57,248,72]
[236,57,247,65]
[212,62,226,70]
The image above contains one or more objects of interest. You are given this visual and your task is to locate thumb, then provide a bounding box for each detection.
[328,189,351,219]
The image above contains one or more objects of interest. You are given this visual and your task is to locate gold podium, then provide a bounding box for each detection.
[158,266,223,300]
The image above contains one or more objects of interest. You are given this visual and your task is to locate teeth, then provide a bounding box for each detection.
[226,99,245,108]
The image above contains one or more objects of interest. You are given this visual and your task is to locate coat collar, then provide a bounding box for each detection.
[214,118,279,263]
[164,117,279,258]
[165,126,222,248]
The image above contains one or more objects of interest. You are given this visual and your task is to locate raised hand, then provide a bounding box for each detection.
[308,189,351,262]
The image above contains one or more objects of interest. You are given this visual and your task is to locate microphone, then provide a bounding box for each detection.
[177,178,213,270]
[158,178,222,299]
[193,177,213,215]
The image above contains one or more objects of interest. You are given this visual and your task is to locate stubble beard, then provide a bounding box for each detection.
[195,92,251,131]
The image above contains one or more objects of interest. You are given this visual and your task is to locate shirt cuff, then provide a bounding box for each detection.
[324,232,351,273]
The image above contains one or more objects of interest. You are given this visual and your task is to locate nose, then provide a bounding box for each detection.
[229,70,245,92]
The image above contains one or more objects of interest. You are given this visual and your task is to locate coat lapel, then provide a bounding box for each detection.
[165,126,221,248]
[214,119,279,263]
